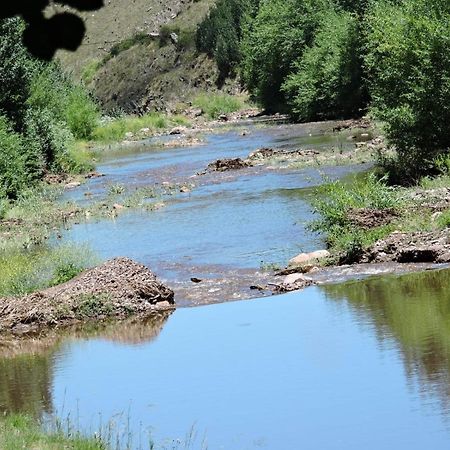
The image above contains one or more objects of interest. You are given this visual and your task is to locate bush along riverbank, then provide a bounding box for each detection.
[306,164,450,267]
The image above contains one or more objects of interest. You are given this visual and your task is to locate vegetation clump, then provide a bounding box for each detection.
[310,173,400,262]
[0,18,99,199]
[0,414,104,450]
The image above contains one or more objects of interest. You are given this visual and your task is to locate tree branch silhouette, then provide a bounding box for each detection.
[0,1,104,59]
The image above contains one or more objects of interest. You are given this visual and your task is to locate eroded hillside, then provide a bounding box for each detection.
[55,0,239,114]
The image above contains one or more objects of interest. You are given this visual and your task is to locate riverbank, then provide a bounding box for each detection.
[2,112,449,334]
[0,414,104,450]
[272,166,450,291]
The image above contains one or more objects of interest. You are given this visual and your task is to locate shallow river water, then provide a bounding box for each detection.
[2,121,450,449]
[61,121,367,304]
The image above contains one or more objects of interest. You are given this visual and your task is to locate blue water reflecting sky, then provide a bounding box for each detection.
[50,288,450,449]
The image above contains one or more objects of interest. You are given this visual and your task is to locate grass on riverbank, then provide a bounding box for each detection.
[0,415,104,450]
[91,113,191,143]
[0,244,95,297]
[311,167,450,263]
[192,93,249,119]
[0,413,208,450]
[310,173,400,262]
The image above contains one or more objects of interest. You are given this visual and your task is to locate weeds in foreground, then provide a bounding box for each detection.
[0,412,209,450]
[0,414,104,450]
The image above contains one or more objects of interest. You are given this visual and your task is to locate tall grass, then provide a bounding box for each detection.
[0,244,96,297]
[310,173,400,261]
[92,113,190,143]
[192,93,247,119]
[0,415,104,450]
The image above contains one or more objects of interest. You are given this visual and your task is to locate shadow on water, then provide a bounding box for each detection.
[0,312,171,417]
[321,268,450,415]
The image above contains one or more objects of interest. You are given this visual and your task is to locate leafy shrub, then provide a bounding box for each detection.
[0,117,31,199]
[49,262,83,287]
[364,0,450,183]
[65,86,99,140]
[28,64,99,140]
[283,9,366,121]
[240,0,328,110]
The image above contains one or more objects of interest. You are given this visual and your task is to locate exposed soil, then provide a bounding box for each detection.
[347,208,398,229]
[0,258,174,336]
[360,230,450,264]
[247,147,320,163]
[205,158,252,173]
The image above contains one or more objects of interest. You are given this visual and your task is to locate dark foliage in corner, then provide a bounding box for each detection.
[0,0,104,60]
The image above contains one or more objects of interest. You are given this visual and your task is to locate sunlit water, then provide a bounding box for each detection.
[2,270,450,449]
[60,121,367,304]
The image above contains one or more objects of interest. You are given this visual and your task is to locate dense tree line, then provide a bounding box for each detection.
[0,18,98,199]
[197,0,450,182]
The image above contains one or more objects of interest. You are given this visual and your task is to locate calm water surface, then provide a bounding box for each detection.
[1,270,450,449]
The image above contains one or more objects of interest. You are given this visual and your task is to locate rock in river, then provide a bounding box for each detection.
[288,250,331,267]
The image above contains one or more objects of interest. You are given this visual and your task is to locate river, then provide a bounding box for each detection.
[1,120,450,449]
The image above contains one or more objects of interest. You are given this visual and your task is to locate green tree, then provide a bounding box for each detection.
[364,0,450,182]
[196,0,257,81]
[240,0,330,111]
[283,9,365,121]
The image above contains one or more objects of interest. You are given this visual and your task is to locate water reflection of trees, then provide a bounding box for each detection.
[0,312,172,416]
[321,269,450,412]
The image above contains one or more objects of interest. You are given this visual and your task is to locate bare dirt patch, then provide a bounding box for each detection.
[347,208,398,229]
[205,158,252,173]
[361,230,450,264]
[0,258,174,336]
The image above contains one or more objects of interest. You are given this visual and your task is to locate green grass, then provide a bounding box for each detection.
[57,141,97,174]
[192,93,248,119]
[0,244,95,297]
[81,59,103,84]
[0,414,104,450]
[310,172,401,261]
[92,113,190,143]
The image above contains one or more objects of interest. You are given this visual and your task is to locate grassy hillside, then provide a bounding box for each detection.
[54,0,192,74]
[54,0,235,114]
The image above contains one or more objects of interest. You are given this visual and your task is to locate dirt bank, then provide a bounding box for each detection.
[0,258,174,336]
[360,230,450,264]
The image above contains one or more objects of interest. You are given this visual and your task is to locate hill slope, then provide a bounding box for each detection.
[56,0,239,114]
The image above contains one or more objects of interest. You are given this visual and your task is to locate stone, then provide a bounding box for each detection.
[283,273,307,285]
[288,250,330,267]
[169,126,186,135]
[64,181,81,189]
